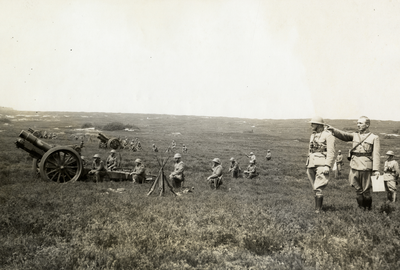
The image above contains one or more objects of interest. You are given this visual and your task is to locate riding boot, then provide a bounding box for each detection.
[386,192,393,204]
[315,195,323,213]
[356,194,364,209]
[363,196,372,210]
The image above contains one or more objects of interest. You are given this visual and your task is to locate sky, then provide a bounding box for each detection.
[1,0,400,120]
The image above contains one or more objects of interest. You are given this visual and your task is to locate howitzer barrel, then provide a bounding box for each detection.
[97,132,109,142]
[19,130,52,152]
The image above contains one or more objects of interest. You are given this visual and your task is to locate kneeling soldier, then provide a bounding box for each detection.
[131,159,146,184]
[169,153,185,189]
[207,158,223,189]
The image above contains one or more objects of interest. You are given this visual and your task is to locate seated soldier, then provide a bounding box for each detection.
[265,150,272,161]
[130,158,146,184]
[152,144,159,152]
[89,154,107,183]
[207,158,223,189]
[243,160,258,179]
[228,157,240,178]
[106,149,118,171]
[169,153,185,189]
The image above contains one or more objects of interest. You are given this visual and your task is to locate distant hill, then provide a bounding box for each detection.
[0,106,14,112]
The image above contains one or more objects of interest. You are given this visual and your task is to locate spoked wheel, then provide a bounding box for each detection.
[108,138,121,150]
[39,146,83,183]
[32,158,41,178]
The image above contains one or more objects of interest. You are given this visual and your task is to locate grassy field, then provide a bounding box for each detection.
[1,110,400,269]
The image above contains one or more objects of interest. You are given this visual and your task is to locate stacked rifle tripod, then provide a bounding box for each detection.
[147,156,178,197]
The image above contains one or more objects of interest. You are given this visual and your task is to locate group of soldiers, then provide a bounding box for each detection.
[307,115,399,213]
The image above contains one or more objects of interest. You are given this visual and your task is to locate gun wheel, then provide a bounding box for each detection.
[39,146,83,183]
[108,138,121,150]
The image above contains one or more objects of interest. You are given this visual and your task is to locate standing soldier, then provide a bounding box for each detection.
[265,150,272,161]
[228,157,240,178]
[335,150,344,178]
[207,158,223,189]
[171,140,176,150]
[327,116,380,210]
[130,159,146,184]
[169,153,185,189]
[89,154,107,183]
[306,116,335,213]
[383,150,399,204]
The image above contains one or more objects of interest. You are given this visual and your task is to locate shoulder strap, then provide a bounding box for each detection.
[350,132,371,153]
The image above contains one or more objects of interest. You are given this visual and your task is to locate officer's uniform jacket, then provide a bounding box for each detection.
[307,129,335,168]
[171,161,185,180]
[383,160,400,181]
[209,164,223,179]
[330,128,380,171]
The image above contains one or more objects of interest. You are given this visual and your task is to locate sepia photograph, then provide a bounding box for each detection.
[1,1,400,269]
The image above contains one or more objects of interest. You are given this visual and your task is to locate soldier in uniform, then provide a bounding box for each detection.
[243,160,258,179]
[327,116,380,210]
[89,154,107,183]
[130,159,146,184]
[335,150,344,178]
[171,140,176,150]
[182,144,188,153]
[383,150,399,204]
[169,153,185,189]
[152,144,159,152]
[207,158,223,189]
[246,152,256,164]
[228,157,240,178]
[306,116,335,213]
[265,150,272,161]
[106,149,118,171]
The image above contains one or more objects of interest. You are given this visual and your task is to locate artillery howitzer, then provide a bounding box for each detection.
[97,132,121,150]
[16,129,85,183]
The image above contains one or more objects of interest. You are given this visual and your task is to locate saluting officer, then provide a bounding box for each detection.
[306,116,335,213]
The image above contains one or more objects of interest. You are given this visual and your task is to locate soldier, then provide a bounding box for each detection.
[182,144,188,153]
[130,159,146,184]
[243,160,258,179]
[383,150,399,204]
[81,156,87,167]
[228,157,240,178]
[207,158,223,189]
[327,116,380,210]
[152,144,159,152]
[335,150,344,178]
[307,116,335,213]
[171,140,176,150]
[246,152,256,164]
[265,150,272,161]
[169,153,185,189]
[106,149,118,171]
[89,154,107,183]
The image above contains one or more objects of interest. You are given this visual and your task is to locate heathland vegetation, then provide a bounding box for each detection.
[1,111,400,269]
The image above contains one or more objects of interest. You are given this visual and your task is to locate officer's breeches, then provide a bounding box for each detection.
[348,169,372,197]
[307,166,329,196]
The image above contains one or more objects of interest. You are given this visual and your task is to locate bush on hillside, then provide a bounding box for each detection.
[0,118,11,124]
[81,122,94,129]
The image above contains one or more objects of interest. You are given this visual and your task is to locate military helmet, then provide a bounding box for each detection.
[212,158,221,164]
[267,149,270,152]
[81,156,85,160]
[93,154,101,158]
[309,116,325,125]
[110,149,117,153]
[386,150,395,156]
[174,153,182,158]
[135,158,142,163]
[230,157,235,161]
[338,150,341,153]
[250,152,254,155]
